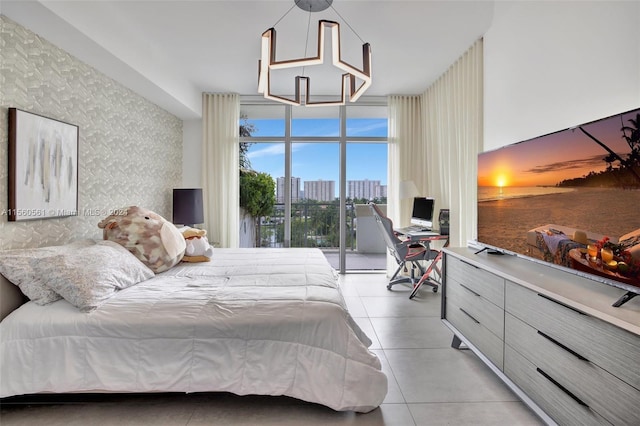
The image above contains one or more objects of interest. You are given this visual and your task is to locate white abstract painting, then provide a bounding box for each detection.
[9,109,78,221]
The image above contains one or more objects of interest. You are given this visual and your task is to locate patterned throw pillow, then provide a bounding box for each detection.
[31,240,155,312]
[0,239,96,305]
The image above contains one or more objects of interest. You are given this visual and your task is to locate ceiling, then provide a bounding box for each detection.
[2,1,495,119]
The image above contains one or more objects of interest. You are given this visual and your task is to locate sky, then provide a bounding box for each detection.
[245,118,388,187]
[478,108,639,187]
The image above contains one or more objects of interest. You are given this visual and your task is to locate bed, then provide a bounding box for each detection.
[0,245,387,412]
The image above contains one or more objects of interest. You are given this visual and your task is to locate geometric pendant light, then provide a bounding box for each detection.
[257,0,372,106]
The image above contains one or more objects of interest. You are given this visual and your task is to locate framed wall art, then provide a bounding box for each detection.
[8,108,79,221]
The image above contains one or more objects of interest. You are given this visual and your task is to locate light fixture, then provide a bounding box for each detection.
[257,0,372,107]
[173,188,204,227]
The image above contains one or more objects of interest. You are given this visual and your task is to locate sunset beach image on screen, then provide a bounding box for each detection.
[477,107,640,288]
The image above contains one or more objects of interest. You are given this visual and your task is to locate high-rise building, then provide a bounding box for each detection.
[276,177,285,203]
[292,178,301,202]
[347,179,382,200]
[276,177,301,203]
[304,180,335,202]
[377,184,388,199]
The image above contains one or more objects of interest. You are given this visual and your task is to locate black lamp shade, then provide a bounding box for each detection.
[173,188,204,226]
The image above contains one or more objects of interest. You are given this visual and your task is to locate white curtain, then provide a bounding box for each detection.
[388,39,483,252]
[201,93,240,248]
[422,39,483,247]
[386,95,424,274]
[387,95,425,227]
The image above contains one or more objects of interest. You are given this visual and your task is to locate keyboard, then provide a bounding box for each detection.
[400,226,433,233]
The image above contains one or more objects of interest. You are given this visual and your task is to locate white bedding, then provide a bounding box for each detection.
[0,248,387,412]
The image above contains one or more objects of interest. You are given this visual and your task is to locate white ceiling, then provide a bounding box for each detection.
[2,1,495,119]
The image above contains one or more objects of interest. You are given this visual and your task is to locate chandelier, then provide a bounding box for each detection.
[257,0,372,107]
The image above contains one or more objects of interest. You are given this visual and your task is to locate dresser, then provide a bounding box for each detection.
[442,247,640,426]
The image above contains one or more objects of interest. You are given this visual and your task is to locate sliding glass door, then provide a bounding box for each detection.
[240,101,387,273]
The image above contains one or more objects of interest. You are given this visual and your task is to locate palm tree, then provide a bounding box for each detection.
[621,112,640,167]
[579,114,640,185]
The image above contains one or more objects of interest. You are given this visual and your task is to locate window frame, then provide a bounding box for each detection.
[240,98,388,273]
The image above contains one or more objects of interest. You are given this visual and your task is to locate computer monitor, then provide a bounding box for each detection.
[410,197,435,230]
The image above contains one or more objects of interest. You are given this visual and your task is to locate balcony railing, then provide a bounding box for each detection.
[258,202,356,249]
[246,201,387,270]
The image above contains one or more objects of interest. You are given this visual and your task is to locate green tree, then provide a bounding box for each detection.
[239,115,276,247]
[240,171,275,247]
[239,114,255,171]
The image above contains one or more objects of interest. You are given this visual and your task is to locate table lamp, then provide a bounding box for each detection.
[173,188,204,227]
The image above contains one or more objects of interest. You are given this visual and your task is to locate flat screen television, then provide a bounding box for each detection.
[477,107,640,301]
[411,197,435,230]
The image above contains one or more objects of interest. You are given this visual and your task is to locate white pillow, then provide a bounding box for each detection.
[0,240,96,305]
[31,240,155,312]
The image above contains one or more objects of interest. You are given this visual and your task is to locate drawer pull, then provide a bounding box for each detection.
[460,283,481,297]
[459,308,480,324]
[459,259,480,269]
[537,293,587,316]
[536,367,589,408]
[537,330,590,362]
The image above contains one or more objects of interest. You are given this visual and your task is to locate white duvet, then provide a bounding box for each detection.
[0,248,387,412]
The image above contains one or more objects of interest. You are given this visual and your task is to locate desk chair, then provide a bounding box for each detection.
[369,203,440,292]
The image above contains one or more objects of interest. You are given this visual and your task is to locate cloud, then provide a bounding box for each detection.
[247,143,303,159]
[346,121,387,136]
[525,153,620,175]
[247,144,284,159]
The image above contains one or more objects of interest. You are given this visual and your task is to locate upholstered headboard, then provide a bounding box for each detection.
[1,274,27,321]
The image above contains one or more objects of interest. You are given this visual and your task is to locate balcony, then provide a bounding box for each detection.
[241,201,387,271]
[320,249,387,271]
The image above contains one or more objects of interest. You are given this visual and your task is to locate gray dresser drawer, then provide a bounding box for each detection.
[446,277,504,339]
[504,345,611,426]
[445,256,505,307]
[506,313,640,426]
[446,298,504,369]
[505,280,640,390]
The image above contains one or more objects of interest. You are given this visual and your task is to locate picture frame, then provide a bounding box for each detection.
[8,108,79,221]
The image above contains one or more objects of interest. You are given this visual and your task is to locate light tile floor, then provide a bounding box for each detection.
[0,273,544,426]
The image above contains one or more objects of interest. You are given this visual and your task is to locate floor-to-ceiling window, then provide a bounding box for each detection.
[239,99,388,273]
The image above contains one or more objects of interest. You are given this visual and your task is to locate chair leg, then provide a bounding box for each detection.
[409,253,443,299]
[413,261,426,278]
[387,262,425,290]
[389,264,404,281]
[388,276,415,291]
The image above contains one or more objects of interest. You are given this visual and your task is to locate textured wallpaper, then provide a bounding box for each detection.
[0,16,182,250]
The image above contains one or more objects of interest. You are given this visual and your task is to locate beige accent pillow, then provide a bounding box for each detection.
[31,240,154,312]
[0,240,96,305]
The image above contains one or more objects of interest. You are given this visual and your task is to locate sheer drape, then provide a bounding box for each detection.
[422,39,483,247]
[387,95,424,226]
[201,93,239,248]
[387,96,424,273]
[388,39,483,253]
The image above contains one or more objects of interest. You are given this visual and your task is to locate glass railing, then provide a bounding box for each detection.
[257,202,356,249]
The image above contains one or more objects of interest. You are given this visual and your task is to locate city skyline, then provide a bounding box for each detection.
[245,118,388,191]
[275,176,387,202]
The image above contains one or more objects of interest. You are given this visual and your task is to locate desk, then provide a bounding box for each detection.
[394,229,449,299]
